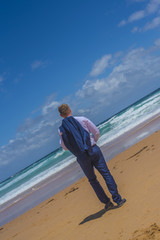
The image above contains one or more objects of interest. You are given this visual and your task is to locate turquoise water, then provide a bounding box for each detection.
[0,88,160,207]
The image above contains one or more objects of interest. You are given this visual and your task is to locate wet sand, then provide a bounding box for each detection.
[1,130,160,240]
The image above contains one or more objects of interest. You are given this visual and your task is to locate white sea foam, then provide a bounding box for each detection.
[53,149,65,159]
[98,108,160,147]
[136,132,149,140]
[0,159,50,191]
[0,150,67,192]
[0,155,76,206]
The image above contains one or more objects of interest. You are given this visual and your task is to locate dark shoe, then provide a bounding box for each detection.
[116,198,126,208]
[104,201,114,211]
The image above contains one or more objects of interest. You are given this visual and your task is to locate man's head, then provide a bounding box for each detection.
[58,104,72,118]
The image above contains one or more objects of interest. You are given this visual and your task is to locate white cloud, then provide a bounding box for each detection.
[76,79,109,98]
[128,10,145,22]
[118,20,127,27]
[0,111,61,168]
[77,109,91,115]
[31,60,47,70]
[114,51,123,58]
[0,94,62,170]
[76,46,160,102]
[154,38,160,45]
[132,26,139,32]
[119,0,160,30]
[143,15,160,30]
[42,101,59,115]
[146,0,160,14]
[90,54,112,77]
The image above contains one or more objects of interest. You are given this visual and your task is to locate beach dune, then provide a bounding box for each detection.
[1,130,160,240]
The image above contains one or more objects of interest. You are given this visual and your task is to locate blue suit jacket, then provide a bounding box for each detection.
[59,116,93,158]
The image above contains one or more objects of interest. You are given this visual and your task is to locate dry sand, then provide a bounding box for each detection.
[1,130,160,240]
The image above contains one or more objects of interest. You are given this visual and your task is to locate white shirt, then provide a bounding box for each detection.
[59,116,100,150]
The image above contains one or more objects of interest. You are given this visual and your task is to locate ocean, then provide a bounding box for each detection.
[0,88,160,226]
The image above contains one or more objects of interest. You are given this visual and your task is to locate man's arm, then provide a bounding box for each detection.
[86,118,100,142]
[58,129,68,150]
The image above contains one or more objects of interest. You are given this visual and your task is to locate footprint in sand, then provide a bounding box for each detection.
[46,198,55,204]
[127,146,148,160]
[130,223,160,240]
[65,187,79,197]
[113,166,117,170]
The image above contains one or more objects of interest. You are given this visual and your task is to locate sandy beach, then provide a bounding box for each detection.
[1,130,160,240]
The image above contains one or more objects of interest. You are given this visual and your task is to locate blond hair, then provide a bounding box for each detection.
[58,104,71,117]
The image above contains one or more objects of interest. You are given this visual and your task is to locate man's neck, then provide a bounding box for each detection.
[64,113,72,119]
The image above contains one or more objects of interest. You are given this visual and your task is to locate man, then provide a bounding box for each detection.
[58,104,126,210]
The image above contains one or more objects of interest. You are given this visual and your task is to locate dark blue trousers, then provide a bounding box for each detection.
[77,145,122,204]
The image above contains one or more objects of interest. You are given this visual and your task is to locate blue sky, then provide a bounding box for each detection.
[0,0,160,181]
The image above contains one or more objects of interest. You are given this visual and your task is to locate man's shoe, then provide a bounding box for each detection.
[104,201,114,211]
[116,198,126,208]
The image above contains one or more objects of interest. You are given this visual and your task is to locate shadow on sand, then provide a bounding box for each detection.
[79,208,111,225]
